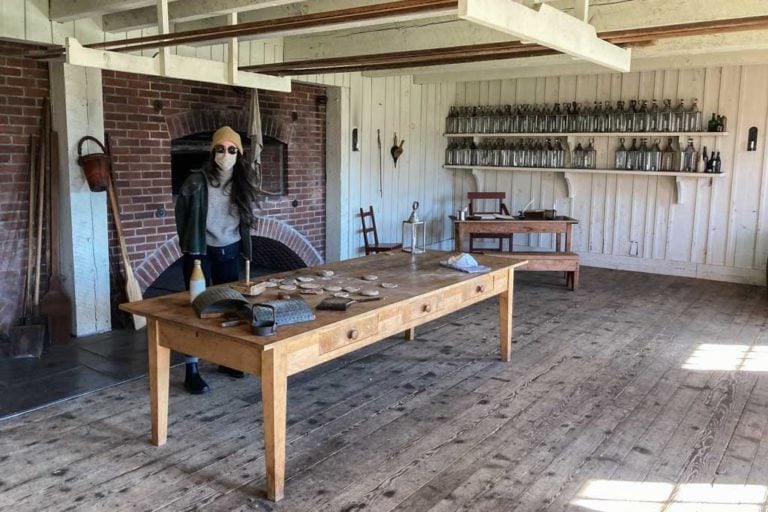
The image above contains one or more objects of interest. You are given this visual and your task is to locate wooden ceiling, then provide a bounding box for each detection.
[39,0,768,83]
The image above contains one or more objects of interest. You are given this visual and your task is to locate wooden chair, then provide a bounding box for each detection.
[360,205,403,255]
[468,192,513,252]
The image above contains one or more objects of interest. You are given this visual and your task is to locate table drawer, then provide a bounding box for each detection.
[319,314,379,354]
[400,295,441,323]
[460,274,496,302]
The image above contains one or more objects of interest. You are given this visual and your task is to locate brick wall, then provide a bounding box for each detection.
[102,73,327,289]
[0,42,49,334]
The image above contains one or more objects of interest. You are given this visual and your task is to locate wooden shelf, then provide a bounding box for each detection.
[444,131,729,138]
[444,165,725,205]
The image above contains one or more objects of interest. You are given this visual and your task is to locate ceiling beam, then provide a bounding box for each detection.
[88,0,458,53]
[102,0,303,33]
[65,37,291,91]
[50,0,158,22]
[458,0,631,72]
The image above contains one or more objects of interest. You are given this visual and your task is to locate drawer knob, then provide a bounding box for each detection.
[423,304,432,313]
[347,329,359,340]
[476,285,486,293]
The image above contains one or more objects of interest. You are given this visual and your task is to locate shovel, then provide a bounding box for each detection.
[316,296,382,311]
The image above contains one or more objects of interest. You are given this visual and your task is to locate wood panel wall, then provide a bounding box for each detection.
[447,66,768,284]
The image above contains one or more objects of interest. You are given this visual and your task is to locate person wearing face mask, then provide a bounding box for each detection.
[175,126,259,394]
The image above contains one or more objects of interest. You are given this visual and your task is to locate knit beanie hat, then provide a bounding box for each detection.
[211,126,243,154]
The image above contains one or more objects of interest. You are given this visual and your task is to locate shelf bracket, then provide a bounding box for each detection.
[562,171,575,199]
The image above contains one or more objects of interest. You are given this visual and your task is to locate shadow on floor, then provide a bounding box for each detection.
[0,258,276,421]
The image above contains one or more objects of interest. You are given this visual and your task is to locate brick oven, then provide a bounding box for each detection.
[102,73,327,312]
[0,50,327,335]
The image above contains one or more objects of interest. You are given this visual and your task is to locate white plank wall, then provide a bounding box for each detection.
[449,66,768,284]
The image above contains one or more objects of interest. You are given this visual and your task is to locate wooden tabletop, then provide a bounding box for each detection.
[121,251,527,351]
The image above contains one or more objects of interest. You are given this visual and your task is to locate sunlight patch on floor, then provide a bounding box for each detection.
[682,344,768,372]
[571,480,767,512]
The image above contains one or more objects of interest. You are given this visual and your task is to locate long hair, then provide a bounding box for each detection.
[203,151,258,227]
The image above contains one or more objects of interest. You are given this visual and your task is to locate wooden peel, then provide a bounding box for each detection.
[40,130,73,343]
[105,133,146,330]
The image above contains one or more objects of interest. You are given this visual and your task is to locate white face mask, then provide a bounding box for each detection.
[215,152,237,172]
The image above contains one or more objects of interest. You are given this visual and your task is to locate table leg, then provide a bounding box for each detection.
[404,327,416,341]
[261,348,288,501]
[565,224,573,252]
[148,318,170,446]
[498,268,515,362]
[454,222,463,252]
[555,232,561,252]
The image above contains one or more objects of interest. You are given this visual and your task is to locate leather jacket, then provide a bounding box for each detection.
[175,170,252,258]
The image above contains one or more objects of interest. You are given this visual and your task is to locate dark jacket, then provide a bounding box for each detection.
[175,170,252,258]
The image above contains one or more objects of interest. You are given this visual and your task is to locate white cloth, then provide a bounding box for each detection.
[248,89,263,165]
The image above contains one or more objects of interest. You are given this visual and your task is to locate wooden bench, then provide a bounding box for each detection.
[485,252,580,290]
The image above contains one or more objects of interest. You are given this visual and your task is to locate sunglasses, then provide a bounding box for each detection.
[214,145,239,155]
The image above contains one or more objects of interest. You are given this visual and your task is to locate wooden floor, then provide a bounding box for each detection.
[2,267,768,512]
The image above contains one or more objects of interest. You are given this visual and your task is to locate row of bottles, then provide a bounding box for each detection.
[445,99,726,135]
[614,138,722,173]
[445,137,724,174]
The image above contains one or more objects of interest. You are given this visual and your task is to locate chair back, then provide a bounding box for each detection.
[468,192,510,216]
[359,205,380,255]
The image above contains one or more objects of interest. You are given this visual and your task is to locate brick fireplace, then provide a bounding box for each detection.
[0,50,327,336]
[102,72,327,294]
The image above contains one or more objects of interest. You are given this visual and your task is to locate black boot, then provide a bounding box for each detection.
[218,365,245,378]
[184,362,210,394]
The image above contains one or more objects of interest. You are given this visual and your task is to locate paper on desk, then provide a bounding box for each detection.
[440,253,491,274]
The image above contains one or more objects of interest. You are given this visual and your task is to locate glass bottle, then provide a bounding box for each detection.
[567,102,580,133]
[660,99,673,132]
[553,138,565,168]
[648,99,660,132]
[627,138,639,170]
[682,137,697,172]
[648,139,662,171]
[661,138,676,171]
[446,106,457,134]
[445,141,456,165]
[685,98,702,132]
[573,142,585,169]
[673,99,686,132]
[614,100,627,132]
[638,138,649,170]
[615,138,628,169]
[717,114,728,132]
[714,151,722,173]
[636,100,649,132]
[702,146,709,172]
[584,138,596,169]
[707,113,718,132]
[625,100,638,132]
[603,101,615,132]
[189,259,206,303]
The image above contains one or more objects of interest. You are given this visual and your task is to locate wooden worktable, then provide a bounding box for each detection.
[121,250,526,501]
[452,216,578,253]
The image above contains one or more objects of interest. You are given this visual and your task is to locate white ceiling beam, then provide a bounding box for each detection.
[64,37,291,92]
[458,0,630,72]
[103,0,303,32]
[50,0,159,22]
[156,0,170,74]
[573,0,588,23]
[282,0,768,61]
[227,12,238,84]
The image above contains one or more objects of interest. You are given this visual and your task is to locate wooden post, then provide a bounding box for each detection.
[498,266,515,362]
[261,347,288,501]
[148,318,170,446]
[404,328,416,341]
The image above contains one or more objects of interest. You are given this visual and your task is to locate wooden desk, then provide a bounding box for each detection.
[452,216,578,253]
[121,251,526,501]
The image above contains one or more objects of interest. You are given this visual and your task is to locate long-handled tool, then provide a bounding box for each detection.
[39,129,72,344]
[9,133,46,356]
[105,133,146,330]
[377,129,383,197]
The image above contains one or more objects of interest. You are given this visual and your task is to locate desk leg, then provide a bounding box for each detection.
[262,348,288,501]
[148,318,169,446]
[404,327,416,341]
[565,224,573,253]
[454,223,463,252]
[499,268,515,362]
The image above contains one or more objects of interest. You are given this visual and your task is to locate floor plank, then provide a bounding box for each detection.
[2,268,768,512]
